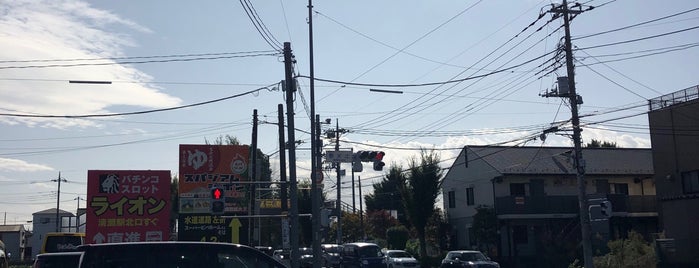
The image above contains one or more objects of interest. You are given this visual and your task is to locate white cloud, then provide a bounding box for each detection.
[0,158,54,172]
[0,0,180,128]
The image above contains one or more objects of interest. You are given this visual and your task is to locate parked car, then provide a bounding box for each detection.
[321,244,343,268]
[272,249,291,267]
[78,241,286,268]
[0,240,8,268]
[341,242,385,268]
[384,249,419,268]
[440,250,499,268]
[255,246,275,256]
[299,247,314,268]
[33,252,82,268]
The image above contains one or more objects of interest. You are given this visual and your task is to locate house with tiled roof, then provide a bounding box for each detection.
[442,145,658,267]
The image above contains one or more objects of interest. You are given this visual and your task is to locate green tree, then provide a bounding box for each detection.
[586,139,618,148]
[399,150,444,259]
[170,176,179,239]
[365,165,409,226]
[593,231,656,268]
[471,205,498,254]
[366,210,399,240]
[386,225,410,249]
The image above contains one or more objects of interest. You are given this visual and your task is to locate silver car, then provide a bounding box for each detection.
[384,250,419,268]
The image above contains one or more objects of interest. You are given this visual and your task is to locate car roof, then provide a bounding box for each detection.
[343,242,378,247]
[36,252,83,257]
[448,250,482,253]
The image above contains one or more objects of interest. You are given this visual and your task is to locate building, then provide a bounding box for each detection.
[29,208,74,258]
[647,85,699,266]
[0,224,27,261]
[442,145,658,266]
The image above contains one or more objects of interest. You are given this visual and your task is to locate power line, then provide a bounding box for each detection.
[0,83,278,118]
[0,52,280,70]
[574,7,699,40]
[576,25,699,50]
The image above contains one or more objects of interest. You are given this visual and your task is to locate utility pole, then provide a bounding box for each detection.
[312,114,323,268]
[52,172,67,232]
[74,196,85,232]
[358,176,365,240]
[250,109,258,245]
[547,1,593,267]
[283,42,301,268]
[307,0,323,266]
[335,119,342,245]
[278,104,288,213]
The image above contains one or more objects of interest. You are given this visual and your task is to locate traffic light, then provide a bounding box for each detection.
[356,150,384,162]
[211,187,225,215]
[356,150,386,171]
[372,160,385,171]
[600,200,612,219]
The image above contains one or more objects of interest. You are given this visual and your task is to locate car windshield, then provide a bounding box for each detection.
[358,245,382,258]
[456,252,487,261]
[389,251,412,258]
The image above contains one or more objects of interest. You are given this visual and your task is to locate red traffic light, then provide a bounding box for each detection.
[375,151,385,161]
[211,188,224,200]
[356,150,386,162]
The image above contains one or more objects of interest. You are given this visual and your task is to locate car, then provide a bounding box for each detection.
[340,242,385,268]
[272,249,291,267]
[321,244,343,268]
[0,240,8,268]
[299,247,314,268]
[440,250,500,268]
[77,241,286,268]
[32,252,82,268]
[255,246,275,256]
[384,249,420,268]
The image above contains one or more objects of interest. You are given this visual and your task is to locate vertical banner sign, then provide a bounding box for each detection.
[178,145,250,243]
[86,170,171,244]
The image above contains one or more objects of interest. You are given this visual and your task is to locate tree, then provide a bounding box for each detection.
[365,165,409,226]
[366,210,399,240]
[399,150,444,259]
[170,176,179,239]
[586,139,618,148]
[386,225,410,249]
[593,231,656,268]
[471,205,498,255]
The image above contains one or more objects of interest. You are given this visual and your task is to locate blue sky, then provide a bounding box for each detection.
[1,0,698,227]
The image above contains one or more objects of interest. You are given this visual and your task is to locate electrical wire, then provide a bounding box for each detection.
[574,7,699,40]
[0,52,280,70]
[238,0,283,51]
[0,83,278,118]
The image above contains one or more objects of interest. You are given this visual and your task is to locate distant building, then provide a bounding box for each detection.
[30,208,74,258]
[0,224,27,261]
[442,146,658,267]
[648,85,699,266]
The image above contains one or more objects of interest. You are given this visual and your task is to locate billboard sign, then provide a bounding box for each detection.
[86,170,171,244]
[178,144,250,243]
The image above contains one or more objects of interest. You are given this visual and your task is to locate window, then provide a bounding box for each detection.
[613,183,629,195]
[682,170,699,194]
[466,187,475,206]
[510,183,526,196]
[448,191,456,208]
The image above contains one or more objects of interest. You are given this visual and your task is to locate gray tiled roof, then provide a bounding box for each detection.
[468,146,653,175]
